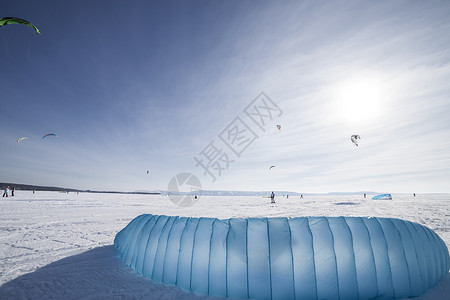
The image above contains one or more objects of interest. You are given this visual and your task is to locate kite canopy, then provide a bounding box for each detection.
[0,17,40,35]
[42,133,57,139]
[115,214,449,300]
[351,134,361,146]
[17,137,29,143]
[372,194,392,200]
[269,165,275,169]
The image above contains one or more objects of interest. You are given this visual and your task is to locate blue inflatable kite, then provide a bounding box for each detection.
[372,194,392,200]
[115,215,449,299]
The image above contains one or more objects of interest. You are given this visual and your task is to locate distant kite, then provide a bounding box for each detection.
[269,165,275,170]
[42,133,58,140]
[17,137,29,143]
[351,135,361,146]
[0,17,40,35]
[147,171,149,174]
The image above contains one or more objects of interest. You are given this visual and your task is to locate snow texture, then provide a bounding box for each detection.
[1,191,449,299]
[115,214,450,300]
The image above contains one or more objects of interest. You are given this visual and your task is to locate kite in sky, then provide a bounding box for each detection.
[351,135,361,146]
[17,137,29,143]
[0,17,40,35]
[269,165,275,170]
[42,133,58,140]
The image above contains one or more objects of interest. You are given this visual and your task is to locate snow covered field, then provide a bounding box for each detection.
[0,191,449,299]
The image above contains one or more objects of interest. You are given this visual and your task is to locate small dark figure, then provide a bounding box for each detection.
[413,193,416,197]
[33,189,35,194]
[300,195,303,199]
[364,193,366,198]
[287,195,289,199]
[270,191,275,203]
[11,186,15,197]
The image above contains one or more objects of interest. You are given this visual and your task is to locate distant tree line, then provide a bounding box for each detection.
[0,182,160,195]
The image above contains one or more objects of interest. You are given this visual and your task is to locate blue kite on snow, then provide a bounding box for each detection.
[115,214,449,300]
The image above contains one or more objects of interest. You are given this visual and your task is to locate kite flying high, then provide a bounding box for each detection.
[0,17,40,35]
[17,137,29,143]
[351,134,361,146]
[42,133,58,140]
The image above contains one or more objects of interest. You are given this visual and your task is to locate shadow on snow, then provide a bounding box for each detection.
[0,245,225,300]
[0,245,448,299]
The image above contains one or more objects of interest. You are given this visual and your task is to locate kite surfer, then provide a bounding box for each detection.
[270,191,275,203]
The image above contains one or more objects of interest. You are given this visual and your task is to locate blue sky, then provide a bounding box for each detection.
[1,0,450,193]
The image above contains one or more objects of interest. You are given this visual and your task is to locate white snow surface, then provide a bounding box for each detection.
[0,191,449,299]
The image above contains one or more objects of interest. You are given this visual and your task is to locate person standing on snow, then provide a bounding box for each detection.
[270,191,275,203]
[3,186,9,197]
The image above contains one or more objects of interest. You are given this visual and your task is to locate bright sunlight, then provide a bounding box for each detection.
[335,78,384,125]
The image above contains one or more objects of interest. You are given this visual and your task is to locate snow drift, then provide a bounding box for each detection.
[114,214,449,299]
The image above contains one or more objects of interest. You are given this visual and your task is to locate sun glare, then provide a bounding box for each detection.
[335,78,384,124]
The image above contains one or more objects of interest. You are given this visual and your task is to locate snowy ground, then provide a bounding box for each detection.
[0,191,449,299]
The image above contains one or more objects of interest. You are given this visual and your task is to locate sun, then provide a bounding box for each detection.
[335,78,384,124]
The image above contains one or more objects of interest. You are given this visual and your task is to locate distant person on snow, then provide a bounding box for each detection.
[3,186,9,197]
[11,186,15,197]
[270,191,275,203]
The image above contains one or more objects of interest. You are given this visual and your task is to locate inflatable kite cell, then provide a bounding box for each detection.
[114,215,449,299]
